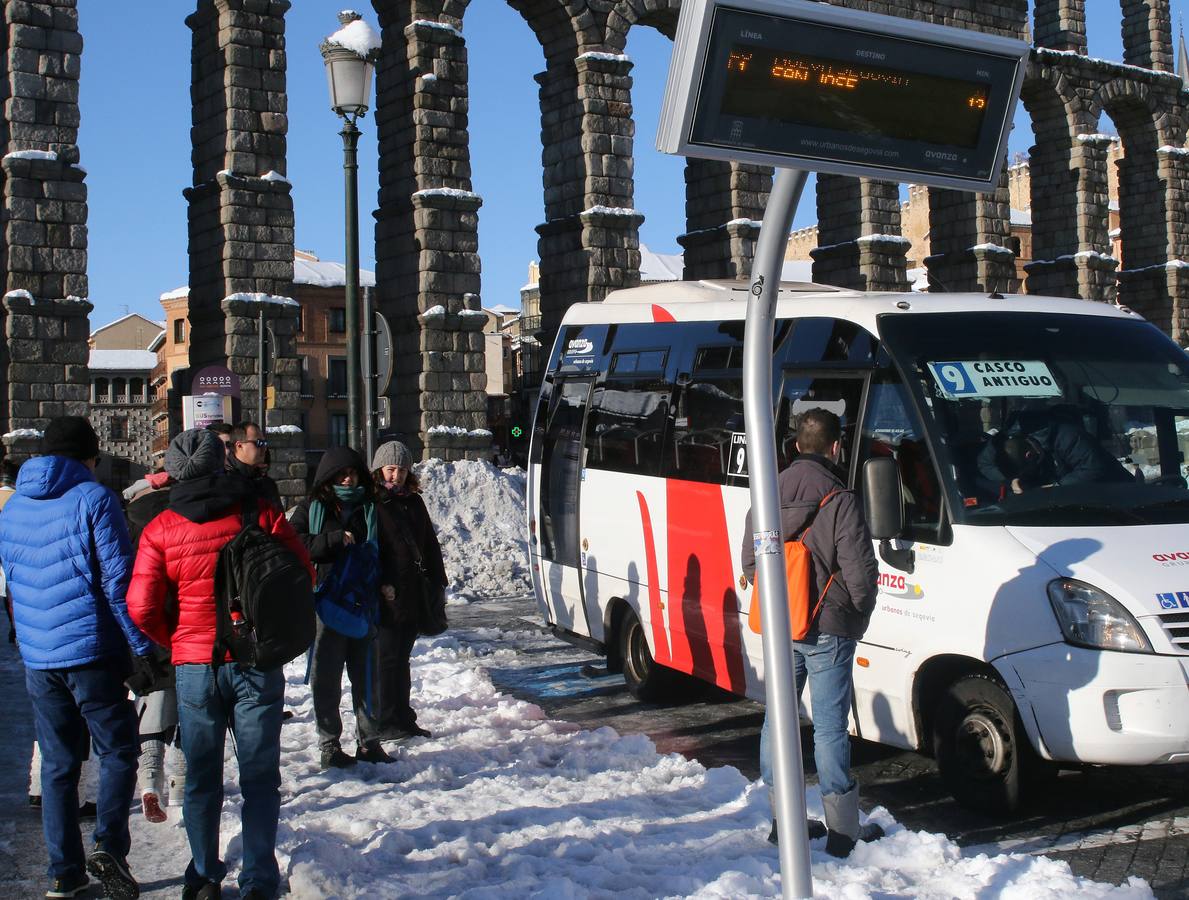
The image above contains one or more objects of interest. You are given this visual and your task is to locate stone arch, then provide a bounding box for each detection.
[604,0,681,48]
[1099,78,1164,271]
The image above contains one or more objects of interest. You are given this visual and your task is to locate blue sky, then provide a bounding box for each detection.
[81,2,1185,328]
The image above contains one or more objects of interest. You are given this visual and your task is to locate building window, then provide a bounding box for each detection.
[329,307,346,333]
[300,356,312,396]
[1008,236,1022,256]
[328,357,347,397]
[130,378,144,403]
[110,415,129,441]
[296,305,304,334]
[113,377,127,404]
[94,377,109,404]
[174,318,186,344]
[330,414,348,447]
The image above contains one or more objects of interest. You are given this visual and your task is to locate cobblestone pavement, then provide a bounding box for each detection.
[454,596,1189,899]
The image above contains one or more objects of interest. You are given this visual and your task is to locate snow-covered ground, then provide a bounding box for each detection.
[5,462,1158,896]
[119,622,1151,898]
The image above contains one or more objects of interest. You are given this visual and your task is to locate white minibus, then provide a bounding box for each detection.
[526,279,1189,812]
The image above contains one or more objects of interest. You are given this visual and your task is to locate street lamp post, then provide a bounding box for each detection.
[321,10,380,451]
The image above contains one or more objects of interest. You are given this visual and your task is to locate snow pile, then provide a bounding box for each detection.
[416,459,531,601]
[123,628,1152,899]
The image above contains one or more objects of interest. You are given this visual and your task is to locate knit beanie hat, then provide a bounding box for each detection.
[42,416,100,461]
[371,440,412,472]
[165,428,225,482]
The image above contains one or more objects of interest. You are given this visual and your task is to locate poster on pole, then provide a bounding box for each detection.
[183,393,233,430]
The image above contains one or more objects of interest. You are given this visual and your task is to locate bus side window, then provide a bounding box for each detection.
[665,373,743,484]
[781,318,878,366]
[585,377,671,477]
[859,376,946,543]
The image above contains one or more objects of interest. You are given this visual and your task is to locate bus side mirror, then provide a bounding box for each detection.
[863,457,915,574]
[862,457,904,540]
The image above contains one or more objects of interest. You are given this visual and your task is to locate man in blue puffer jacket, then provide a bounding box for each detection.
[0,417,152,900]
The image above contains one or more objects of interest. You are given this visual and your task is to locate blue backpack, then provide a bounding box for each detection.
[314,539,381,639]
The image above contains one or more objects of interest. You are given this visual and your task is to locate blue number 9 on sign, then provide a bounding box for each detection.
[929,362,975,396]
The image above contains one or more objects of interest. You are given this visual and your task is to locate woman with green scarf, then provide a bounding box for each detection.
[290,446,395,768]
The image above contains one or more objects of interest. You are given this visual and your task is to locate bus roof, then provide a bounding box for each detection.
[562,280,1142,334]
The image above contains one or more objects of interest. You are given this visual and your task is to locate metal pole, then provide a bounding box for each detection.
[743,167,813,900]
[342,119,362,450]
[361,284,377,465]
[257,308,266,429]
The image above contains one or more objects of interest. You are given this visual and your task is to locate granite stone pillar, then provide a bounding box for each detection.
[1,0,90,456]
[373,8,489,462]
[924,165,1018,294]
[811,176,909,292]
[679,160,771,281]
[185,0,303,500]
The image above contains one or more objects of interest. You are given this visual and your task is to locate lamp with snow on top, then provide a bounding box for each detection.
[320,10,381,451]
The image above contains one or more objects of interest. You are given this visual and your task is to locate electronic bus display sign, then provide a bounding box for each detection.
[657,0,1029,192]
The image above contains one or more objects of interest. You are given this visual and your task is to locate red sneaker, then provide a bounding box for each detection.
[141,791,167,824]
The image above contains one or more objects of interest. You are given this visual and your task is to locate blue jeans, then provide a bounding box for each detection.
[176,663,285,897]
[760,633,857,803]
[24,661,139,879]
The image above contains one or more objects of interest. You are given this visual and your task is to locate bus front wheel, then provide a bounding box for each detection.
[620,608,674,702]
[933,674,1046,815]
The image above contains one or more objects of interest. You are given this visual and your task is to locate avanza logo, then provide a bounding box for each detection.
[1157,591,1189,610]
[1153,551,1189,566]
[566,338,594,355]
[878,571,924,600]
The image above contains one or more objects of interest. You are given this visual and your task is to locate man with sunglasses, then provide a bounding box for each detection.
[228,421,282,511]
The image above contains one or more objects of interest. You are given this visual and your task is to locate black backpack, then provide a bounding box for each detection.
[212,503,315,671]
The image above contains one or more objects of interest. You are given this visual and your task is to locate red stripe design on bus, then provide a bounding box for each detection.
[635,490,672,665]
[651,304,676,323]
[664,479,748,694]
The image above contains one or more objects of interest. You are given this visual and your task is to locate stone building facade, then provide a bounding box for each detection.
[2,0,1189,470]
[89,349,155,493]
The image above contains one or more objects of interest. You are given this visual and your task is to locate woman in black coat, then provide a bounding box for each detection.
[369,440,448,739]
[291,446,400,767]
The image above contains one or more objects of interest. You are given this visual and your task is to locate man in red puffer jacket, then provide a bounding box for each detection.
[127,429,312,900]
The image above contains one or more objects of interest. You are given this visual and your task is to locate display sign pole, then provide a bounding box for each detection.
[743,166,813,900]
[257,309,267,429]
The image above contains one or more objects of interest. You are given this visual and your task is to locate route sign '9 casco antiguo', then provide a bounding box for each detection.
[657,0,1028,192]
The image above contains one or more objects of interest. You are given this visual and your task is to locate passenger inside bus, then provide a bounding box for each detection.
[974,406,1132,499]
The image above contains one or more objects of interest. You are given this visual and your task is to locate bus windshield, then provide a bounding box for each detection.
[878,311,1189,527]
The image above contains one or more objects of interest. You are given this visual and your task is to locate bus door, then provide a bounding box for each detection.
[538,377,596,637]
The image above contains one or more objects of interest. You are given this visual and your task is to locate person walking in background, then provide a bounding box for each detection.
[228,421,282,511]
[291,446,398,767]
[739,408,882,858]
[371,441,447,741]
[127,429,312,900]
[123,471,186,824]
[0,416,152,900]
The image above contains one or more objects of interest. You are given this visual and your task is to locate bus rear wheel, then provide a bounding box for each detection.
[933,674,1046,815]
[620,608,675,702]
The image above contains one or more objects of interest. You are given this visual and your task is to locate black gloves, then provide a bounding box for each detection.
[124,652,165,697]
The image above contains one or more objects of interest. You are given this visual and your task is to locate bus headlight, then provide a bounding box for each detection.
[1046,579,1152,653]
